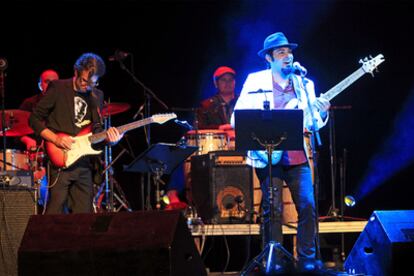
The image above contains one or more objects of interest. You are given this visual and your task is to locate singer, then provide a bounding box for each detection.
[230,32,330,273]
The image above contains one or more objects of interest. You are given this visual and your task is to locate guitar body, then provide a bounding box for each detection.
[45,126,102,169]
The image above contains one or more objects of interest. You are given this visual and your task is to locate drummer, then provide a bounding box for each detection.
[165,66,239,210]
[197,66,238,130]
[18,69,60,151]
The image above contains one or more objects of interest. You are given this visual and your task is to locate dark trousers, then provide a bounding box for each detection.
[46,158,93,214]
[256,163,316,260]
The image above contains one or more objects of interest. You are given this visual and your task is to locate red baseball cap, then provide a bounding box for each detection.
[213,66,236,81]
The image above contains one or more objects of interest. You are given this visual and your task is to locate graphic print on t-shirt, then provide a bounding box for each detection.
[74,96,90,128]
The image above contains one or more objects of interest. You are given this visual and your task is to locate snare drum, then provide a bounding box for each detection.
[0,149,29,170]
[186,129,228,155]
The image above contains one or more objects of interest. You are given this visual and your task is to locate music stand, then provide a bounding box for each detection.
[124,143,198,209]
[235,109,303,275]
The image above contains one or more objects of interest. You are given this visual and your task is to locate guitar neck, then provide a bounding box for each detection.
[323,67,365,101]
[90,117,153,144]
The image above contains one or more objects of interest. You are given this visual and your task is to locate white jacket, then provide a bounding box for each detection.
[230,69,328,168]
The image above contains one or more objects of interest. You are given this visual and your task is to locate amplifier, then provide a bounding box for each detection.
[198,151,247,166]
[0,170,33,188]
[0,183,37,276]
[191,151,253,224]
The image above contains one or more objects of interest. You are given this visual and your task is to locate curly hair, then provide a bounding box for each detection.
[73,53,106,77]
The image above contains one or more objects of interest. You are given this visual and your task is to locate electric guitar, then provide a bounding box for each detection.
[45,113,177,168]
[254,54,385,165]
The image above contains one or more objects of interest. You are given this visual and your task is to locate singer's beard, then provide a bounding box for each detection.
[281,66,293,77]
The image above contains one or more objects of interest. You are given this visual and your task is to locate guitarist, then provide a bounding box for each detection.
[29,53,122,214]
[231,32,330,273]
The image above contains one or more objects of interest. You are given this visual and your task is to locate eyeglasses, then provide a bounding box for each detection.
[80,77,99,87]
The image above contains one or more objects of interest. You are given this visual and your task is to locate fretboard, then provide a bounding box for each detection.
[323,67,365,101]
[89,117,153,144]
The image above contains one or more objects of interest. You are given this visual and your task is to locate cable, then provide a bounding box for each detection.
[222,234,230,274]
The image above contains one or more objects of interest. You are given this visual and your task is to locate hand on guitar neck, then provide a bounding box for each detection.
[104,127,123,145]
[313,96,331,118]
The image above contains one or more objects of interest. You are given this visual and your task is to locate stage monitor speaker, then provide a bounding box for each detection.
[344,210,414,276]
[191,151,254,224]
[18,210,206,276]
[0,184,36,276]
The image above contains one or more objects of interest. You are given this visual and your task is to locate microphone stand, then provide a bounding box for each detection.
[300,73,323,263]
[328,108,339,218]
[103,110,114,211]
[115,57,169,211]
[169,106,200,205]
[0,58,8,170]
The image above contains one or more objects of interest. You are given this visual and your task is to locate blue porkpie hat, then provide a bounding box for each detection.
[257,32,298,58]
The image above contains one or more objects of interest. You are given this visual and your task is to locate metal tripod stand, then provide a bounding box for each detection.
[241,139,296,275]
[93,115,131,213]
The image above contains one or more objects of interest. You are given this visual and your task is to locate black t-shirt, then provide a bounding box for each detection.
[74,91,93,131]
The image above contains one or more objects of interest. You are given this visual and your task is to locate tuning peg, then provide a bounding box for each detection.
[359,59,363,64]
[369,55,373,59]
[364,57,369,62]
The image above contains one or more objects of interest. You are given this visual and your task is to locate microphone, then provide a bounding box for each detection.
[108,50,130,62]
[292,61,307,76]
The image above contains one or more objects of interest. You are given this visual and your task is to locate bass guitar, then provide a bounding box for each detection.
[46,113,177,168]
[254,54,385,165]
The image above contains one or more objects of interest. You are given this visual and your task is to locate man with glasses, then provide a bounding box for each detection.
[29,53,122,214]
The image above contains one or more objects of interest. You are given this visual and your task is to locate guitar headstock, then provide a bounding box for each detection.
[151,113,177,124]
[360,54,385,76]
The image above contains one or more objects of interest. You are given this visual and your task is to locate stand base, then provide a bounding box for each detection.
[241,241,296,275]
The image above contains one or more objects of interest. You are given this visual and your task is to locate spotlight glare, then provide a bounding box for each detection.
[162,195,170,205]
[344,195,356,207]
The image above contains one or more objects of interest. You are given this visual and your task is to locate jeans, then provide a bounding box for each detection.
[256,162,316,259]
[46,157,94,214]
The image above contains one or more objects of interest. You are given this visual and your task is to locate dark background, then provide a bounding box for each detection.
[2,0,414,221]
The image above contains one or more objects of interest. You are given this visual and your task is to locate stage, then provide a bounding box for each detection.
[191,221,367,236]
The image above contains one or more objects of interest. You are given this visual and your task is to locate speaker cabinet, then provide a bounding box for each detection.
[18,210,206,276]
[344,210,414,276]
[191,151,254,224]
[0,185,36,276]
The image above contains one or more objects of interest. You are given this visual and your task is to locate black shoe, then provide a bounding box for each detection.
[297,258,323,273]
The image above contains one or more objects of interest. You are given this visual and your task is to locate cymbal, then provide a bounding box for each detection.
[0,109,33,136]
[102,102,131,117]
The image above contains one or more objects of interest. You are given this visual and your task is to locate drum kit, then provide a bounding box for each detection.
[185,128,235,155]
[0,110,35,171]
